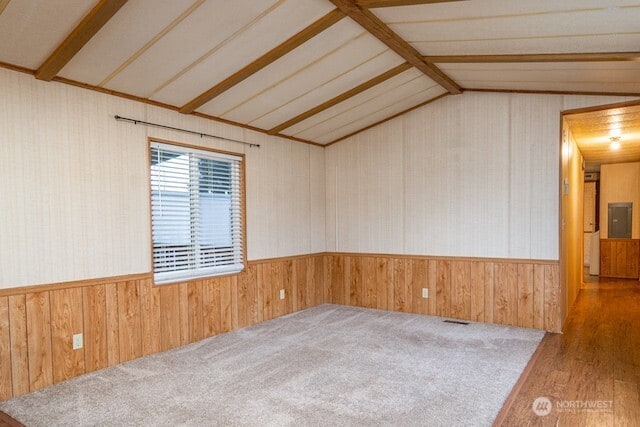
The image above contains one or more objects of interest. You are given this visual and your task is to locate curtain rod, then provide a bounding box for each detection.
[114,115,260,148]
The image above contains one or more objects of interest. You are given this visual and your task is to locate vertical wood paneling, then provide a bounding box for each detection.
[26,292,53,391]
[361,257,376,309]
[294,258,307,312]
[218,277,233,333]
[202,279,221,337]
[450,261,471,320]
[347,256,362,307]
[117,281,142,362]
[312,256,325,306]
[329,255,344,305]
[427,260,437,316]
[280,261,293,318]
[533,264,545,330]
[375,257,392,310]
[230,276,239,332]
[436,261,450,317]
[0,297,12,400]
[0,254,563,403]
[393,258,409,312]
[238,265,258,328]
[50,288,84,383]
[470,262,485,322]
[83,284,108,372]
[0,255,327,402]
[179,283,189,345]
[410,259,428,315]
[600,239,640,279]
[494,263,518,326]
[544,264,561,333]
[104,283,120,366]
[484,263,495,324]
[139,279,161,356]
[187,281,204,343]
[517,264,534,328]
[159,285,181,351]
[8,295,29,396]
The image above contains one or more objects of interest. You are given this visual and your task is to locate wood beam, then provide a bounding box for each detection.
[357,0,467,7]
[327,0,461,94]
[35,0,128,81]
[269,62,411,134]
[424,52,640,63]
[180,9,345,114]
[0,0,11,16]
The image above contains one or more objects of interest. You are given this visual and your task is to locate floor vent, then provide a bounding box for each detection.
[443,319,470,325]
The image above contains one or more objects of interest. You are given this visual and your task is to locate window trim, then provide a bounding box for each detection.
[147,137,247,286]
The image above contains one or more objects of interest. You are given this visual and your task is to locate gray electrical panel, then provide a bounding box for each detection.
[608,202,632,239]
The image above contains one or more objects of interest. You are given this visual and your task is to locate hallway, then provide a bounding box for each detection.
[496,277,640,426]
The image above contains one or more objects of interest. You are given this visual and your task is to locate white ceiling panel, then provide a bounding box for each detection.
[151,0,334,107]
[443,62,640,94]
[0,0,95,69]
[373,0,639,22]
[219,34,397,126]
[373,1,640,55]
[103,0,280,98]
[59,0,195,86]
[284,69,443,142]
[283,68,426,136]
[313,86,446,145]
[411,34,640,56]
[249,50,404,130]
[196,18,365,118]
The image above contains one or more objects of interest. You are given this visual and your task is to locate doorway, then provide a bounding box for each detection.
[560,99,640,327]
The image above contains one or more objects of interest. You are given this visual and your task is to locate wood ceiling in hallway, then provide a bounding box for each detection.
[565,101,640,166]
[1,0,640,145]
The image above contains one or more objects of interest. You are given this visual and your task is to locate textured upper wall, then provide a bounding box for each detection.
[0,68,325,288]
[325,91,637,261]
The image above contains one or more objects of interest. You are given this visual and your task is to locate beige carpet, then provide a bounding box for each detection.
[0,304,543,426]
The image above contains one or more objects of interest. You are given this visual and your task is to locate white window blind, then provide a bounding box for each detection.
[150,142,244,284]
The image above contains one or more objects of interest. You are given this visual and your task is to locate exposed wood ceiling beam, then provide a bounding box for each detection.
[35,0,128,81]
[356,0,467,7]
[424,52,640,63]
[327,0,461,94]
[0,0,11,16]
[269,62,411,134]
[180,9,345,114]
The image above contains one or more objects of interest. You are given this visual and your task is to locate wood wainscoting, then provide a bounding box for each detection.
[0,252,561,402]
[600,239,640,279]
[0,254,326,401]
[324,253,561,334]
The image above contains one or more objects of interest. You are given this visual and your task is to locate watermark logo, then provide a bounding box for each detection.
[532,397,614,416]
[532,397,552,416]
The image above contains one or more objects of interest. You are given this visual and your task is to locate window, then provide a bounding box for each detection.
[150,141,244,284]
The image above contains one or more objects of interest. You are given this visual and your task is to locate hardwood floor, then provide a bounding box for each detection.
[496,275,640,426]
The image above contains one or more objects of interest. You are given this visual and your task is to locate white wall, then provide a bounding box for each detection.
[0,68,325,288]
[325,91,636,261]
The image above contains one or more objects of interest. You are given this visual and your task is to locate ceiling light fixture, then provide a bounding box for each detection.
[610,136,622,150]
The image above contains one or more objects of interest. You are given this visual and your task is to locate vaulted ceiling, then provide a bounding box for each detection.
[1,0,639,146]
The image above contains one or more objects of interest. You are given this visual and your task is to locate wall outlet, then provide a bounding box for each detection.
[279,289,285,300]
[422,288,429,299]
[72,333,83,350]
